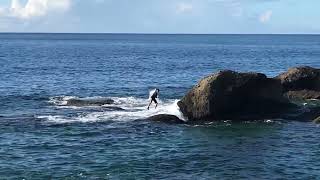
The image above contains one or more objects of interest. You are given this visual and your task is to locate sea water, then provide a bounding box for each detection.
[0,34,320,179]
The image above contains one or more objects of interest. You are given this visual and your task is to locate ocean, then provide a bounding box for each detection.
[0,33,320,179]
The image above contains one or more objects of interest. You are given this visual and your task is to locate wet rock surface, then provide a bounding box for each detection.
[148,114,185,124]
[276,66,320,100]
[178,70,295,121]
[66,98,114,106]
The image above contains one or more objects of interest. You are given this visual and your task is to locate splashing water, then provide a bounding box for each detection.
[39,96,185,124]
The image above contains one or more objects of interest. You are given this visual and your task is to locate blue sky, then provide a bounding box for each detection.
[0,0,319,33]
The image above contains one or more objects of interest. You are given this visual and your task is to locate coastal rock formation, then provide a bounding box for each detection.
[101,106,125,111]
[178,70,295,121]
[276,66,320,99]
[148,114,185,124]
[313,116,320,124]
[287,106,320,121]
[66,98,114,106]
[284,90,320,100]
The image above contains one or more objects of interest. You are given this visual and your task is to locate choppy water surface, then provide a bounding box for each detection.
[0,34,320,179]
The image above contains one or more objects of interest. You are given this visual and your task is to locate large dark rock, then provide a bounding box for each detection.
[148,114,185,124]
[178,70,295,121]
[276,66,320,99]
[66,98,114,106]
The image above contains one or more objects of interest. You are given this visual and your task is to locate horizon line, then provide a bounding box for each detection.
[0,32,320,35]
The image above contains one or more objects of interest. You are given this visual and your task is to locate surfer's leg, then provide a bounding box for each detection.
[154,99,158,109]
[147,100,152,110]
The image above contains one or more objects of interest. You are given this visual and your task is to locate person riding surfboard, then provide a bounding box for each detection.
[147,88,159,110]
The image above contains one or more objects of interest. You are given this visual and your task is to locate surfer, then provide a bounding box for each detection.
[147,88,159,110]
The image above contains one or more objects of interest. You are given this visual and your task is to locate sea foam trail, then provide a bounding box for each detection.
[39,96,186,124]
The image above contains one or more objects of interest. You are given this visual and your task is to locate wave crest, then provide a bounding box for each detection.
[41,96,185,123]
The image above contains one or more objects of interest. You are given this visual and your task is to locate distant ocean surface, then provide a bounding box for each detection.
[0,33,320,179]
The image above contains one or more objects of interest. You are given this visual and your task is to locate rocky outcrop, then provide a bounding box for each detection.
[66,98,114,106]
[285,90,320,100]
[148,114,185,124]
[276,66,320,99]
[287,106,320,121]
[178,70,295,121]
[313,116,320,124]
[101,106,125,111]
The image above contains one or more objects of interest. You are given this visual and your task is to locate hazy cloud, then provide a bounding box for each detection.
[176,2,193,14]
[0,0,71,19]
[259,10,272,23]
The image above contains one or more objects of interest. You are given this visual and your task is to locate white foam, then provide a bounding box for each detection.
[37,113,106,123]
[264,119,273,123]
[41,96,186,124]
[49,96,77,106]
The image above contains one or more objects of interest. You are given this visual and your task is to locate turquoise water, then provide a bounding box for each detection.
[0,34,320,179]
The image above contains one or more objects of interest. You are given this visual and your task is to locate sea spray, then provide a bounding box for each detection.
[41,96,186,123]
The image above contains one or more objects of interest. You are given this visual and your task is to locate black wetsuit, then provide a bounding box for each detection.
[151,91,158,103]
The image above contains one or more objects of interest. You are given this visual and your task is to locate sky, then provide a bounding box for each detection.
[0,0,319,34]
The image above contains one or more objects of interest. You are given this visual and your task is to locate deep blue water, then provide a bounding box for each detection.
[1,33,320,179]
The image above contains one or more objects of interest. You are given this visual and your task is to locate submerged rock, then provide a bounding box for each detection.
[66,98,114,106]
[148,114,185,124]
[287,106,320,121]
[178,70,295,121]
[101,106,125,111]
[314,116,320,124]
[276,66,320,99]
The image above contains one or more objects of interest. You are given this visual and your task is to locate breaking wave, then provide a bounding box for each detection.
[39,96,185,123]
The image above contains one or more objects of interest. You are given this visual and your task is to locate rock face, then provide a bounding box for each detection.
[101,106,125,111]
[284,90,320,100]
[276,66,320,99]
[178,70,295,121]
[148,114,185,124]
[66,98,114,106]
[314,116,320,124]
[288,106,320,121]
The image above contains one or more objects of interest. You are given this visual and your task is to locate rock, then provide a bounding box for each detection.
[148,114,185,124]
[276,66,320,99]
[101,106,125,111]
[178,70,295,121]
[314,116,320,124]
[285,90,320,100]
[66,98,114,106]
[287,106,320,121]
